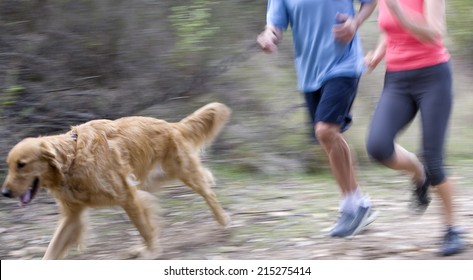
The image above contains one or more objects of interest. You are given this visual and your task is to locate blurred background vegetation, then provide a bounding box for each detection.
[447,0,473,59]
[0,0,472,179]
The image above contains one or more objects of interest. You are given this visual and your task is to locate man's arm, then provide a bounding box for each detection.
[354,0,379,29]
[333,0,378,44]
[257,25,283,54]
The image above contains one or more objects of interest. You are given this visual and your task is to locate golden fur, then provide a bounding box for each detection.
[1,102,232,259]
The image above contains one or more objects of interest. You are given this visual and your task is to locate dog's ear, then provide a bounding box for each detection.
[40,141,64,172]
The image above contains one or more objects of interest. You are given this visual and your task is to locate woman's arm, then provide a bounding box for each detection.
[386,0,446,43]
[365,32,387,72]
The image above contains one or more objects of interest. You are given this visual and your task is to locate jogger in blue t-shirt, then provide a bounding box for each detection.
[257,0,378,237]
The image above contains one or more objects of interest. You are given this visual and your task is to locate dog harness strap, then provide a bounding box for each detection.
[70,131,78,142]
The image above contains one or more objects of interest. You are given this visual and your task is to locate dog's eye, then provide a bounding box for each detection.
[17,162,26,169]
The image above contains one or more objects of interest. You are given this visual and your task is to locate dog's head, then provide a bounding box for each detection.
[2,137,64,206]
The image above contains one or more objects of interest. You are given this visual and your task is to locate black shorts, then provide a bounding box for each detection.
[303,76,359,133]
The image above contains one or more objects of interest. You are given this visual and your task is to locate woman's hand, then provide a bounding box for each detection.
[385,0,400,12]
[364,51,383,72]
[364,34,387,73]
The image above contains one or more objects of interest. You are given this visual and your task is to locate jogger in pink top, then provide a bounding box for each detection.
[377,0,450,71]
[365,0,465,256]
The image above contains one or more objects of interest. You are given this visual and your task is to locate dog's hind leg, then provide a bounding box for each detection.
[180,165,231,227]
[43,204,86,260]
[122,190,160,259]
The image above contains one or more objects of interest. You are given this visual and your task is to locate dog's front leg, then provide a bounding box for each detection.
[43,206,85,260]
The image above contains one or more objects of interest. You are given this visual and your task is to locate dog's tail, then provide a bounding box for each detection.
[176,102,232,148]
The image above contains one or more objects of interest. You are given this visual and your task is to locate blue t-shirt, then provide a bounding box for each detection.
[267,0,373,92]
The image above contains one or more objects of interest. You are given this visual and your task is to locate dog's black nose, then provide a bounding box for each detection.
[1,189,12,198]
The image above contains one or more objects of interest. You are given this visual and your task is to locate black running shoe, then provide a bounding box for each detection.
[441,226,465,256]
[410,169,431,214]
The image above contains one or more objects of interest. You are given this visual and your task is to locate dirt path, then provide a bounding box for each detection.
[1,163,472,260]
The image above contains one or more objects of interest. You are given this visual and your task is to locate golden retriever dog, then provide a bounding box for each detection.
[1,102,232,259]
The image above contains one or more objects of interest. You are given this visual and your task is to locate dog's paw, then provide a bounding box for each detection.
[125,245,162,260]
[220,213,232,228]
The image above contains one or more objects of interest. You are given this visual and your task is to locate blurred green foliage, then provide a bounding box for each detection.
[1,85,24,106]
[447,0,473,59]
[170,0,219,64]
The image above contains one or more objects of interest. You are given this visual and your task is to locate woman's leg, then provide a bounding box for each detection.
[417,62,454,225]
[415,62,463,255]
[366,72,422,181]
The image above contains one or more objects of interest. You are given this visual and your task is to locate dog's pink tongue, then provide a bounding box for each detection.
[19,190,31,206]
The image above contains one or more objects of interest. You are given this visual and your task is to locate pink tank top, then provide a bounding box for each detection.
[378,0,450,71]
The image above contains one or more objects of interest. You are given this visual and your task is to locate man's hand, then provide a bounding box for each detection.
[333,13,357,44]
[257,27,281,53]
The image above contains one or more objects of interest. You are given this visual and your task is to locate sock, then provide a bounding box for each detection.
[340,187,371,213]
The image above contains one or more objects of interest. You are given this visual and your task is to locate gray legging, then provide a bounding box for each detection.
[366,62,452,186]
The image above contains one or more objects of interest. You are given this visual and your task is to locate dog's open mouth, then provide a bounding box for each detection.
[19,177,40,206]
